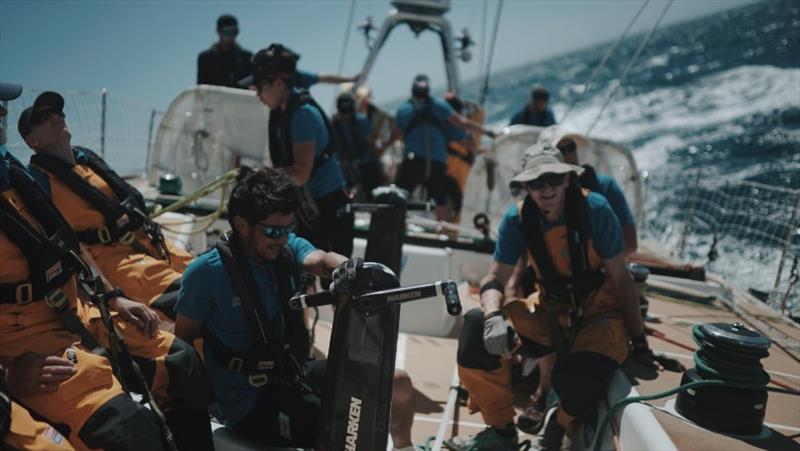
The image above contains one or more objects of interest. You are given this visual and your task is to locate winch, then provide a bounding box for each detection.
[675,322,771,435]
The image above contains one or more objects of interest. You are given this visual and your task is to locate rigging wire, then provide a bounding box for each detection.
[585,0,674,137]
[561,0,651,123]
[478,0,488,85]
[336,0,357,77]
[479,0,504,107]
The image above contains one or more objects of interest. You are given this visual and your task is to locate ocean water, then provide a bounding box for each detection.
[456,0,800,312]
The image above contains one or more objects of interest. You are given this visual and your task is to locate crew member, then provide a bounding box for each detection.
[174,167,417,450]
[394,74,493,221]
[197,14,253,88]
[250,43,353,257]
[510,85,556,127]
[19,91,193,321]
[0,83,169,451]
[447,143,658,450]
[442,92,481,224]
[332,92,382,199]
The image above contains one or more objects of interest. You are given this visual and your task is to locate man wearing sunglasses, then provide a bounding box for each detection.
[448,143,655,451]
[197,14,253,88]
[174,167,417,450]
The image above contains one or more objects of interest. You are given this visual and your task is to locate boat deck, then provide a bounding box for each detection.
[311,282,800,450]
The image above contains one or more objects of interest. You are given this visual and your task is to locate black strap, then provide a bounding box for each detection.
[215,235,295,377]
[578,164,600,192]
[268,89,339,174]
[30,149,145,245]
[402,98,446,136]
[447,145,475,165]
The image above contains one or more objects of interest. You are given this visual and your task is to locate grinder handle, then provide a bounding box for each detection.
[288,291,337,310]
[440,281,462,316]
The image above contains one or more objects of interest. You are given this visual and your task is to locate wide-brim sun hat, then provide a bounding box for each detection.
[509,141,584,190]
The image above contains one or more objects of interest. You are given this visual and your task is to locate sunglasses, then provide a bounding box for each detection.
[260,220,296,239]
[527,172,567,191]
[31,110,65,128]
[220,26,239,37]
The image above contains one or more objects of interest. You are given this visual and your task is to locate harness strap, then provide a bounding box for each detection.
[403,98,446,136]
[447,144,475,165]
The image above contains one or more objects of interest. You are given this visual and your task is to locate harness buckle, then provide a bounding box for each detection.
[228,357,244,372]
[119,231,135,245]
[248,373,269,388]
[45,289,69,312]
[15,283,33,305]
[256,360,275,371]
[97,227,112,244]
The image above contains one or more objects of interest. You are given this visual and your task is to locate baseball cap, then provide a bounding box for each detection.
[18,91,65,139]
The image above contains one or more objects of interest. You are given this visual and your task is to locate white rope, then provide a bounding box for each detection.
[561,0,651,122]
[585,0,674,137]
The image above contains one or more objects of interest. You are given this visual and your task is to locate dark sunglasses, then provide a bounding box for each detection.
[527,172,567,191]
[220,26,239,37]
[31,109,65,128]
[260,220,296,239]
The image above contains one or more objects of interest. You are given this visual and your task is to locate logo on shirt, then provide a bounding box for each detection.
[232,296,242,307]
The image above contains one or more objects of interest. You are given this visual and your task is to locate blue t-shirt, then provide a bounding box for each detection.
[395,97,455,163]
[175,234,316,425]
[337,114,374,164]
[493,192,623,266]
[286,92,347,198]
[444,121,467,144]
[509,107,556,127]
[295,70,319,89]
[596,173,635,227]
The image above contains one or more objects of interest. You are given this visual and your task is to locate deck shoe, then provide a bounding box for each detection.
[444,426,519,450]
[537,415,566,451]
[516,395,547,434]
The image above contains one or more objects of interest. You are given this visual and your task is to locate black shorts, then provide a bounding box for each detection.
[232,360,328,448]
[396,157,447,205]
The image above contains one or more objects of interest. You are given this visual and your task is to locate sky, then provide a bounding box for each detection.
[1,0,760,112]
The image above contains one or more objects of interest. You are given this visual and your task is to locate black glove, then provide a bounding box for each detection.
[330,257,364,295]
[631,333,668,371]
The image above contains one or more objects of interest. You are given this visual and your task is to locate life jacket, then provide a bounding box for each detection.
[402,97,446,137]
[518,185,610,314]
[332,115,369,163]
[268,89,338,173]
[202,234,309,387]
[0,157,80,307]
[29,147,169,259]
[578,164,600,192]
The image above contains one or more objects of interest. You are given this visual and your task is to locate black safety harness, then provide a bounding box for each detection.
[29,147,170,262]
[332,115,370,190]
[268,89,338,172]
[520,185,607,359]
[202,234,309,388]
[402,97,446,137]
[578,164,600,192]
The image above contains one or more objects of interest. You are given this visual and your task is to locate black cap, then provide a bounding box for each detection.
[18,91,64,139]
[0,83,22,101]
[217,14,237,30]
[411,74,430,99]
[240,43,299,87]
[337,93,355,115]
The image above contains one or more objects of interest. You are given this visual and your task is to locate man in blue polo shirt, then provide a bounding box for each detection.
[395,74,494,221]
[509,85,556,127]
[174,167,417,449]
[250,43,353,257]
[332,92,383,199]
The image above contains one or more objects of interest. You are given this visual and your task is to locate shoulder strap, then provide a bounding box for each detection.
[519,196,561,285]
[578,164,600,192]
[216,235,291,371]
[269,90,339,172]
[273,247,309,362]
[403,99,445,136]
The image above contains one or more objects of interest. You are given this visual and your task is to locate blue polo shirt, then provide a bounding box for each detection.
[175,233,316,426]
[285,91,347,198]
[395,97,455,163]
[337,114,373,164]
[595,173,635,227]
[494,192,623,266]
